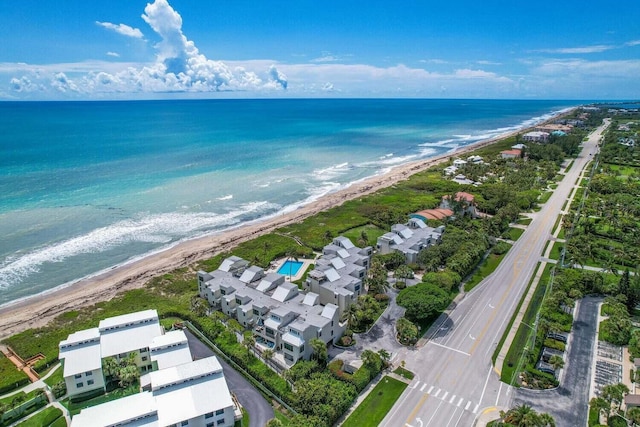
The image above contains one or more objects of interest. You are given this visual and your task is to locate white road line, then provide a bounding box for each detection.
[449,394,457,404]
[442,391,449,400]
[428,340,471,356]
[465,401,471,411]
[496,382,503,405]
[426,400,444,427]
[435,389,441,398]
[427,386,434,394]
[457,397,464,407]
[473,404,479,414]
[420,383,427,392]
[478,365,492,407]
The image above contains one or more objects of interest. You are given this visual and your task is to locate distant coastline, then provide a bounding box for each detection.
[0,105,578,339]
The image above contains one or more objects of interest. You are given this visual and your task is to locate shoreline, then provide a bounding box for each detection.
[0,109,575,340]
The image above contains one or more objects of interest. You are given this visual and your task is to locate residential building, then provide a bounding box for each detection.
[443,165,458,175]
[71,356,237,427]
[466,155,483,164]
[198,238,365,367]
[522,131,550,143]
[452,158,467,167]
[59,309,164,399]
[500,149,522,159]
[440,192,478,217]
[376,218,445,264]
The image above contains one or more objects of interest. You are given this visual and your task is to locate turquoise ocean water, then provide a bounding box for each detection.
[0,99,578,305]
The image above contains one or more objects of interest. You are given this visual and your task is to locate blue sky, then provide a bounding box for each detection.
[1,0,640,100]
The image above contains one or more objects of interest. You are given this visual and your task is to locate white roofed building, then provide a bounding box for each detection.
[71,356,237,427]
[376,218,445,264]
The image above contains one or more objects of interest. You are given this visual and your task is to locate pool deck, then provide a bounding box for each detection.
[267,257,315,282]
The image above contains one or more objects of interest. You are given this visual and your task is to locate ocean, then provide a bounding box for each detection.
[0,98,579,305]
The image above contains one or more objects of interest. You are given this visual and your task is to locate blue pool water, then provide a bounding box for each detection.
[278,260,304,276]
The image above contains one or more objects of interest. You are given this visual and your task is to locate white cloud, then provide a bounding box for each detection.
[322,82,334,92]
[535,44,614,54]
[626,40,640,47]
[106,52,120,58]
[96,21,144,39]
[7,0,287,97]
[476,60,501,66]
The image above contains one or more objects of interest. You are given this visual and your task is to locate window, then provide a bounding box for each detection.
[285,353,294,361]
[87,379,94,386]
[206,423,214,427]
[205,412,214,419]
[284,343,293,352]
[142,356,148,361]
[220,289,226,295]
[181,421,189,426]
[74,374,82,379]
[85,371,93,377]
[217,419,225,425]
[76,382,83,388]
[266,328,275,338]
[235,298,242,305]
[253,308,260,316]
[299,345,304,353]
[215,409,224,415]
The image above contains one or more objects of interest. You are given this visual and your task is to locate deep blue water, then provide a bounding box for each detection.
[0,99,579,305]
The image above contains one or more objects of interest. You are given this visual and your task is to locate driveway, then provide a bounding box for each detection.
[184,329,274,427]
[511,296,601,427]
[328,284,409,364]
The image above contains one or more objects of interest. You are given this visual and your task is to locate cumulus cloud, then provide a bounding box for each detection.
[96,21,144,39]
[7,0,287,97]
[106,51,120,57]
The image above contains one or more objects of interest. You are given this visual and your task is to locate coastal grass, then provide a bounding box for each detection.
[341,224,386,248]
[464,249,511,292]
[15,406,63,427]
[0,354,30,395]
[341,376,408,427]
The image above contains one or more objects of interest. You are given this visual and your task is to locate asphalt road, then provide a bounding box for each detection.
[380,120,609,427]
[184,329,274,427]
[512,296,601,427]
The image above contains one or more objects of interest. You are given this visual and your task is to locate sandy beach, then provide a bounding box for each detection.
[0,116,567,340]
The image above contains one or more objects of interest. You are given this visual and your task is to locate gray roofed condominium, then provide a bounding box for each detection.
[376,218,444,264]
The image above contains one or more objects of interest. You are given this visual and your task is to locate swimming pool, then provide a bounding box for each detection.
[277,260,304,276]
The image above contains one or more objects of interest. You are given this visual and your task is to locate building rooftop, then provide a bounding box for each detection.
[100,321,164,359]
[98,309,159,332]
[70,391,158,427]
[60,339,102,377]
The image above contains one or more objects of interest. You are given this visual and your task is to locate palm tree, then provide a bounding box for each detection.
[310,338,327,364]
[341,303,359,331]
[284,249,299,281]
[378,349,391,369]
[243,332,256,358]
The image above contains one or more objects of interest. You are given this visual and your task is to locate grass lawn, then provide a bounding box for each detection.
[341,224,386,248]
[538,191,553,204]
[15,406,63,427]
[43,366,64,388]
[342,376,408,427]
[464,249,510,292]
[517,217,532,226]
[63,384,139,416]
[0,353,30,394]
[549,241,563,260]
[393,367,415,380]
[505,228,524,241]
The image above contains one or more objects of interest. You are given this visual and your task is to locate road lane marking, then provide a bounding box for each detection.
[474,404,479,413]
[427,386,434,394]
[420,383,427,392]
[425,399,444,427]
[449,394,456,403]
[442,391,449,400]
[429,341,470,356]
[404,393,429,427]
[435,389,441,398]
[457,397,464,407]
[465,401,471,411]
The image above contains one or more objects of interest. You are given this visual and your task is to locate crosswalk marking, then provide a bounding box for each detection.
[413,382,477,413]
